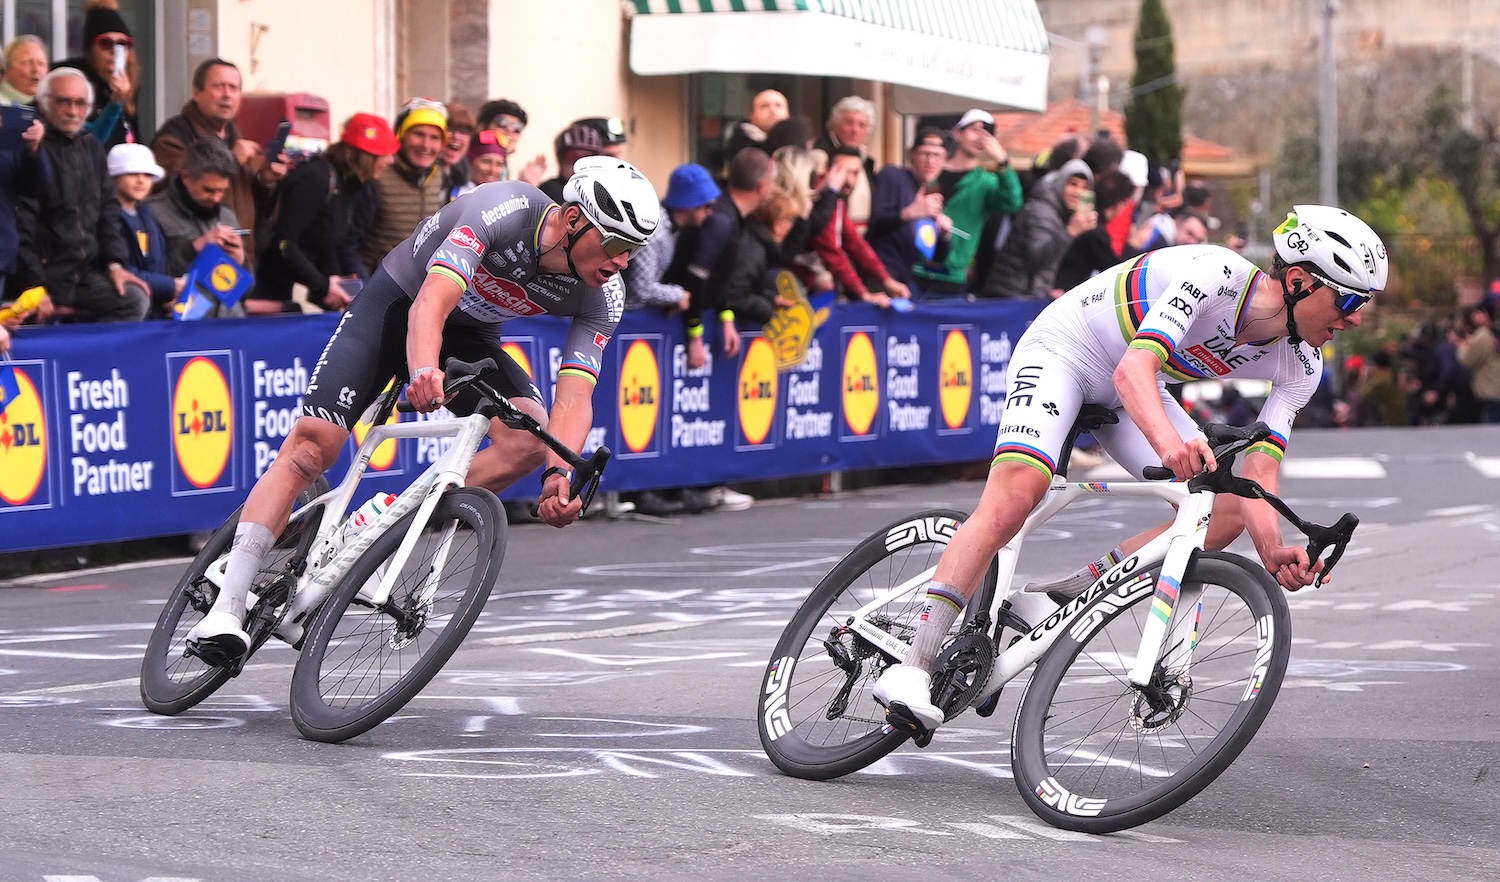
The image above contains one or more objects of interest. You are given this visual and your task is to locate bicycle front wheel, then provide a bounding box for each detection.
[758,509,984,780]
[1010,552,1291,833]
[140,478,327,715]
[289,486,505,743]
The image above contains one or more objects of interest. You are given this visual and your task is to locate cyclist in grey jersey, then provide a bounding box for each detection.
[187,158,659,665]
[874,205,1390,732]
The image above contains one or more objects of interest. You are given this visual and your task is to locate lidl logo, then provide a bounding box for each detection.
[0,364,51,509]
[617,337,661,455]
[169,353,235,493]
[210,262,239,293]
[841,330,879,438]
[938,328,974,431]
[502,341,535,380]
[737,337,778,447]
[354,380,401,471]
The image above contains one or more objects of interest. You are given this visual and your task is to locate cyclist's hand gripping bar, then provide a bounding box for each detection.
[1145,421,1359,588]
[394,357,497,413]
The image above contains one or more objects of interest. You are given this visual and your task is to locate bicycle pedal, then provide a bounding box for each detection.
[184,636,248,675]
[884,705,936,748]
[974,690,1003,718]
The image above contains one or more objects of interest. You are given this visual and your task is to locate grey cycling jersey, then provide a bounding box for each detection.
[380,180,623,384]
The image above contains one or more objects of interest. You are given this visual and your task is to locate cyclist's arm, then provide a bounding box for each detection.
[535,374,595,527]
[1113,348,1215,479]
[406,270,463,411]
[1240,450,1317,589]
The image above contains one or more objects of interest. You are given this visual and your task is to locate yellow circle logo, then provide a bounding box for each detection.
[618,339,660,453]
[502,342,534,379]
[939,329,973,430]
[842,332,879,436]
[172,357,234,489]
[354,380,400,470]
[210,263,239,293]
[738,337,778,445]
[0,368,48,505]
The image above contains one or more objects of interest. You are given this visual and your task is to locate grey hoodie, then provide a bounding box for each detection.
[980,158,1094,299]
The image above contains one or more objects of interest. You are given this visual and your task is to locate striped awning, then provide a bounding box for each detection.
[625,0,1050,112]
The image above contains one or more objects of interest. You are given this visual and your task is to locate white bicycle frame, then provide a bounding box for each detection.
[203,408,493,634]
[844,475,1217,703]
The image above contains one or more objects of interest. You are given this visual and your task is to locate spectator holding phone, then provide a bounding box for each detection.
[251,114,400,315]
[978,158,1095,300]
[149,138,247,308]
[54,0,137,149]
[106,142,179,317]
[1,35,48,106]
[151,57,286,267]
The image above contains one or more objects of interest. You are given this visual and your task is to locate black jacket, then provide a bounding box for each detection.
[15,122,126,303]
[256,155,370,303]
[721,220,782,326]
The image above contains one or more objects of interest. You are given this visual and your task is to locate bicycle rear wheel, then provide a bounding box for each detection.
[1010,552,1291,833]
[757,509,985,780]
[139,478,328,715]
[289,486,505,743]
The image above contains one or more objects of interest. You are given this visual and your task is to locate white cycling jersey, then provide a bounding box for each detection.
[994,244,1322,479]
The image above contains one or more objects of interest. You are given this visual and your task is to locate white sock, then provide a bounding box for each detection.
[212,522,275,622]
[905,581,966,670]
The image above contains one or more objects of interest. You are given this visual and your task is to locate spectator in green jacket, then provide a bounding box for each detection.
[909,109,1022,300]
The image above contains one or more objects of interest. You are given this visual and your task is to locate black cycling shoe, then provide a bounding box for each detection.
[185,633,249,669]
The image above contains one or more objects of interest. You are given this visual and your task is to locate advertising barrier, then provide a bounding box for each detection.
[0,299,1043,552]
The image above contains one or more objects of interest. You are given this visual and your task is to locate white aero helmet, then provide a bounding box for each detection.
[1273,204,1389,295]
[563,156,659,254]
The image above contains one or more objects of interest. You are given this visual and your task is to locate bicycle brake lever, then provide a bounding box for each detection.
[1304,512,1359,589]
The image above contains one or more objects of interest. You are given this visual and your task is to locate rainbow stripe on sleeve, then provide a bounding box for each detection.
[1248,429,1288,461]
[992,441,1057,480]
[558,360,599,385]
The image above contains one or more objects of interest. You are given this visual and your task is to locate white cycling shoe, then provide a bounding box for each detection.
[186,610,251,666]
[873,664,944,731]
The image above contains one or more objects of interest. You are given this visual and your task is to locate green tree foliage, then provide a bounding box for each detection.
[1273,81,1500,309]
[1123,0,1184,167]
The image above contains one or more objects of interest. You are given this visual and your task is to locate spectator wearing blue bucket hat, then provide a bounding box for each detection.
[623,162,719,313]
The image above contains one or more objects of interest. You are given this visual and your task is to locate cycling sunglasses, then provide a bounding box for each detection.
[1306,269,1372,315]
[94,35,134,49]
[593,225,644,259]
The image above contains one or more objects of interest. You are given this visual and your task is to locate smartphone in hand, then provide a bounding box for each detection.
[265,120,292,161]
[113,44,127,77]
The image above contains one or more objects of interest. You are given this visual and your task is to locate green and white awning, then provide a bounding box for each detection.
[625,0,1050,112]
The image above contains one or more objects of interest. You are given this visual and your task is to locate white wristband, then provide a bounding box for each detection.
[410,366,437,380]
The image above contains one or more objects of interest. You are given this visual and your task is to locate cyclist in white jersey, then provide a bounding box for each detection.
[875,204,1389,731]
[187,157,659,664]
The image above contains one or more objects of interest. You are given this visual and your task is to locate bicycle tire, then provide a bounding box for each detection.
[139,478,329,715]
[289,486,505,743]
[757,509,989,780]
[1010,552,1291,833]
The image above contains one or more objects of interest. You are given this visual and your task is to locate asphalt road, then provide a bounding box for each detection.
[1,426,1497,882]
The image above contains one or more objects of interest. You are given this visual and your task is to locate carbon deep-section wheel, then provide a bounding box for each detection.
[139,478,328,715]
[1010,552,1291,833]
[289,486,505,743]
[758,509,983,780]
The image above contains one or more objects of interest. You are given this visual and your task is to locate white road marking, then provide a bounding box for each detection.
[1280,457,1387,479]
[1466,454,1500,478]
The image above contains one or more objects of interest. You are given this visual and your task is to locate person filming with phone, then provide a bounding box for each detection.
[53,0,137,149]
[151,57,287,267]
[978,157,1096,300]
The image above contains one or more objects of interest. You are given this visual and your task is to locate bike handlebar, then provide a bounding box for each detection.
[1142,420,1358,589]
[394,357,611,516]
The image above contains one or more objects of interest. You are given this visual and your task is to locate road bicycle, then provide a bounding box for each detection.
[756,405,1358,833]
[139,357,609,743]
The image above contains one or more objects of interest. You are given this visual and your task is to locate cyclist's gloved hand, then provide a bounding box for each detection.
[1159,436,1217,481]
[537,470,583,529]
[409,365,446,413]
[1263,543,1321,591]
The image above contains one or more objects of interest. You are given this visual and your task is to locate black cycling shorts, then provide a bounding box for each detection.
[301,266,543,431]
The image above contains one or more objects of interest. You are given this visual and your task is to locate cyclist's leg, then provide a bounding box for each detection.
[190,273,408,658]
[874,336,1084,728]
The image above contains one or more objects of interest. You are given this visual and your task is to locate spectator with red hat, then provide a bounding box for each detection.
[359,97,448,273]
[251,113,399,314]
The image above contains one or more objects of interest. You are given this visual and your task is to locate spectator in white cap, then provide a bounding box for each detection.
[908,107,1023,299]
[107,141,179,315]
